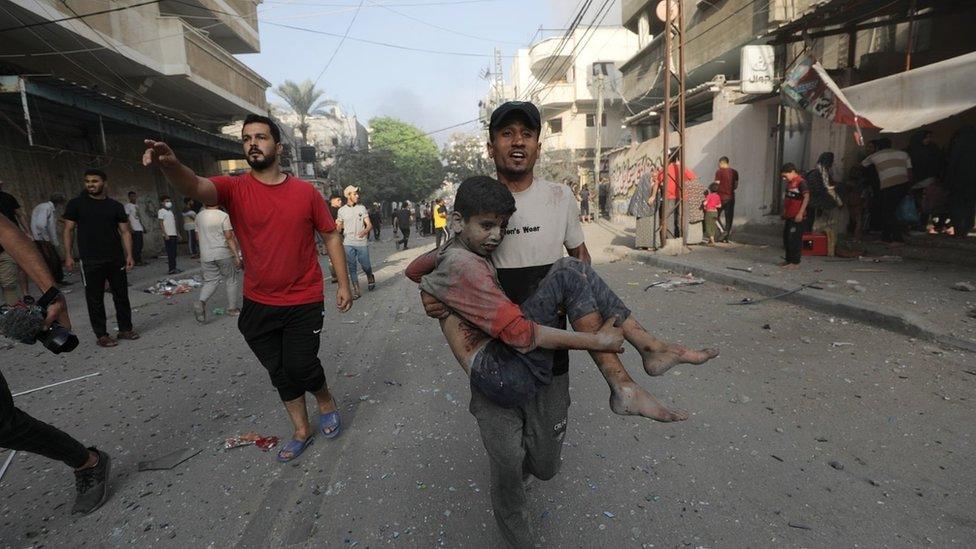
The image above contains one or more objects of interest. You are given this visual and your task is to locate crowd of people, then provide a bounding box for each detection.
[0,104,721,549]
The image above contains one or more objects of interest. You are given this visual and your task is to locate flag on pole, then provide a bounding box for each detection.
[781,52,876,145]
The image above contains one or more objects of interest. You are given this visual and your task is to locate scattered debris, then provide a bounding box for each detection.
[831,342,854,347]
[727,266,753,273]
[828,460,844,471]
[224,432,280,451]
[730,394,752,404]
[851,269,886,273]
[853,285,867,293]
[644,274,705,291]
[144,278,202,296]
[951,281,975,292]
[762,324,771,330]
[788,522,812,530]
[730,282,822,305]
[12,372,101,397]
[770,454,784,462]
[603,511,615,518]
[138,448,202,471]
[212,308,225,316]
[858,255,902,263]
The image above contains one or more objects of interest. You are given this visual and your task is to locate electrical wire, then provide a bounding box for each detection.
[312,0,364,87]
[0,0,162,33]
[364,0,522,44]
[263,21,500,57]
[531,0,613,107]
[518,0,592,101]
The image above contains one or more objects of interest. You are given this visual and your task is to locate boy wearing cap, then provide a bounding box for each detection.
[336,185,374,298]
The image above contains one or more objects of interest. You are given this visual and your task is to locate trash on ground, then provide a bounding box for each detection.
[138,448,202,471]
[788,522,812,530]
[12,372,101,397]
[858,255,902,263]
[224,432,280,451]
[644,274,705,291]
[951,281,975,292]
[0,450,16,482]
[831,342,854,347]
[144,278,202,296]
[212,308,225,316]
[828,460,844,471]
[727,266,753,273]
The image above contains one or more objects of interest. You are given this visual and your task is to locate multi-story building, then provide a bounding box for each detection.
[611,0,976,237]
[0,0,270,250]
[275,105,369,160]
[484,27,638,185]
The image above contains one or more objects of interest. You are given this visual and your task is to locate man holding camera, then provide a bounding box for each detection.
[0,213,111,515]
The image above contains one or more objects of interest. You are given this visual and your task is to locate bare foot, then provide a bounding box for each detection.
[609,382,688,422]
[642,346,719,376]
[780,262,800,270]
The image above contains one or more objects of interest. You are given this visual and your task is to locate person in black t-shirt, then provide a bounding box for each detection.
[393,202,413,250]
[62,169,139,347]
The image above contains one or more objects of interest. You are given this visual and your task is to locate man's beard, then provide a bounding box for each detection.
[86,188,104,197]
[246,150,276,171]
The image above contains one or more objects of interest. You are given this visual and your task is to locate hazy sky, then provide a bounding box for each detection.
[238,0,622,144]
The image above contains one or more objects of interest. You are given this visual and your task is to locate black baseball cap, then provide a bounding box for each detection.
[489,101,541,133]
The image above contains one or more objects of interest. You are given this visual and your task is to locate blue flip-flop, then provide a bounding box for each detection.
[276,437,314,463]
[319,409,341,439]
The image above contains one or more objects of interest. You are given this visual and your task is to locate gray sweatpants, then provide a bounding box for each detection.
[199,257,240,309]
[470,373,569,549]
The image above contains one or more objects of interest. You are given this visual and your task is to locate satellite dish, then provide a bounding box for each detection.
[656,0,678,22]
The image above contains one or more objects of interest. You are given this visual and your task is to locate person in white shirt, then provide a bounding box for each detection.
[336,185,374,298]
[182,197,199,258]
[193,204,242,322]
[124,191,146,265]
[157,195,181,274]
[30,192,67,284]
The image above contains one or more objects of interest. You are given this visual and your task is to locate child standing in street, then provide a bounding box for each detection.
[780,163,810,269]
[702,182,722,245]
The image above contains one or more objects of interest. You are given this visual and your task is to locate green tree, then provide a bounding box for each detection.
[536,148,581,187]
[274,79,337,144]
[369,117,445,200]
[328,147,405,203]
[441,132,493,183]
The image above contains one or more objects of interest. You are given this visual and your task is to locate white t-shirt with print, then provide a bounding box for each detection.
[337,204,370,246]
[492,178,585,269]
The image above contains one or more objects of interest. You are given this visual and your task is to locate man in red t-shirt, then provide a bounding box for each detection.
[713,156,738,241]
[142,115,353,463]
[780,163,810,269]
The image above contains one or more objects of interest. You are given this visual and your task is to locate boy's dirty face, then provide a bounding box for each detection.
[456,212,510,256]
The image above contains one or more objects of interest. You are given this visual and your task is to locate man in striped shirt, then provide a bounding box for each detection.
[862,138,913,243]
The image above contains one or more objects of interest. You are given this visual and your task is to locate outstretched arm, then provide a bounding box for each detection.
[142,140,218,205]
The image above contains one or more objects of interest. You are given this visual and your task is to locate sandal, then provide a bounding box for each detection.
[319,409,341,439]
[276,437,314,463]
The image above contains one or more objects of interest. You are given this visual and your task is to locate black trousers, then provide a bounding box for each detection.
[34,240,63,283]
[435,227,447,248]
[0,370,89,468]
[783,219,803,264]
[397,227,411,248]
[131,231,144,263]
[721,197,735,238]
[238,299,327,402]
[164,236,178,271]
[82,259,132,337]
[880,183,909,242]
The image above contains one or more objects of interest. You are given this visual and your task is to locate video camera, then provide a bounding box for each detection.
[0,287,79,354]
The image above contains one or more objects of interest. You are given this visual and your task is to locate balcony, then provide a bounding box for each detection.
[159,0,261,54]
[152,19,269,117]
[532,82,575,110]
[529,37,573,80]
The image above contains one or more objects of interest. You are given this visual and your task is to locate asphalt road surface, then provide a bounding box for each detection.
[1,239,974,548]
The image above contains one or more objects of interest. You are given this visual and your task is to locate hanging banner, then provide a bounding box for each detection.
[781,52,876,144]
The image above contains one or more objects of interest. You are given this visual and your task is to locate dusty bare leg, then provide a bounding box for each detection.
[621,317,719,376]
[280,396,312,459]
[572,312,687,422]
[311,385,338,435]
[438,314,491,375]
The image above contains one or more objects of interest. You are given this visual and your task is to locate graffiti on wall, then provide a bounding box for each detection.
[608,148,663,198]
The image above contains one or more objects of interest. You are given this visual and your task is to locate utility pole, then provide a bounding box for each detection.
[658,0,688,247]
[593,72,606,194]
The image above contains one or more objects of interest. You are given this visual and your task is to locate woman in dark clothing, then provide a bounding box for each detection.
[805,152,844,255]
[945,126,976,238]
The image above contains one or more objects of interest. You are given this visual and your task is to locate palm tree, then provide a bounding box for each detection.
[274,79,338,144]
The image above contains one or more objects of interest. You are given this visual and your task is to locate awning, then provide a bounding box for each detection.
[842,51,976,134]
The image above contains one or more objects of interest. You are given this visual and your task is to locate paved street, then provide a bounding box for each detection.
[2,226,975,548]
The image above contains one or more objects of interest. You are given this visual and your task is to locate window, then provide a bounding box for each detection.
[592,62,614,76]
[548,117,563,134]
[585,113,607,127]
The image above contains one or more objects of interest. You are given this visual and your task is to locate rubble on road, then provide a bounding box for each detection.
[644,274,705,291]
[144,278,203,296]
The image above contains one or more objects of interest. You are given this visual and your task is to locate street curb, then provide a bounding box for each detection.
[610,246,976,353]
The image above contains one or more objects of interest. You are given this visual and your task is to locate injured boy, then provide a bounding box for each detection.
[406,176,718,420]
